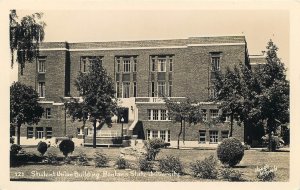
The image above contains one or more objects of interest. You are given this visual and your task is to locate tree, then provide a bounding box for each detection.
[10,10,46,75]
[65,58,118,148]
[256,40,289,151]
[10,82,44,145]
[213,40,289,151]
[164,98,203,149]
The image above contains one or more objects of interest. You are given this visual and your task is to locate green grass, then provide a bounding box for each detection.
[10,147,289,182]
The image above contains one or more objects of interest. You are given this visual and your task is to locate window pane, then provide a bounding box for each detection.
[133,82,137,97]
[123,82,130,98]
[147,109,151,120]
[152,130,158,138]
[209,131,218,143]
[36,127,44,139]
[160,110,167,120]
[27,127,33,138]
[169,58,173,72]
[38,82,45,97]
[160,130,166,141]
[158,82,166,97]
[158,58,166,72]
[210,109,219,119]
[123,59,131,72]
[46,127,52,139]
[199,130,206,143]
[221,131,229,140]
[153,110,159,120]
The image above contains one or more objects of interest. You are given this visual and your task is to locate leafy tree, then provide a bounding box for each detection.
[65,58,118,148]
[10,10,46,75]
[213,40,289,151]
[164,98,203,149]
[10,82,44,145]
[256,40,289,151]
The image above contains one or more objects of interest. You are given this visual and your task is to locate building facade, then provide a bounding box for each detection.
[16,36,250,147]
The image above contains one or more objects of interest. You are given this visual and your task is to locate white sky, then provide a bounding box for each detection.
[10,9,289,82]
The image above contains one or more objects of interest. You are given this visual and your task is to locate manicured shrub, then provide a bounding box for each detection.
[256,164,277,181]
[10,144,22,155]
[37,141,48,156]
[76,152,89,166]
[190,155,218,179]
[158,155,183,174]
[138,157,154,172]
[115,157,129,169]
[43,152,59,165]
[94,152,109,167]
[144,138,166,161]
[59,139,75,157]
[217,137,244,167]
[221,167,243,181]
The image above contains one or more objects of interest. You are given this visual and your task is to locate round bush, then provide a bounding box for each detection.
[59,139,75,157]
[37,141,48,156]
[217,137,244,167]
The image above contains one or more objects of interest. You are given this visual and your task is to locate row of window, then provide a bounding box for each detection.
[199,130,229,144]
[27,127,52,139]
[145,129,229,144]
[36,54,221,74]
[146,130,171,142]
[147,109,170,121]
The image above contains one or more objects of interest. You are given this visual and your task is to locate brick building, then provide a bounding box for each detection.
[16,35,251,147]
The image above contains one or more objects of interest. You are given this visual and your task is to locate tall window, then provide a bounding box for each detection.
[123,59,131,73]
[209,131,218,143]
[202,109,207,121]
[81,56,102,73]
[152,130,158,138]
[158,58,166,72]
[116,82,121,98]
[160,110,167,120]
[27,127,33,138]
[122,82,130,98]
[157,82,166,97]
[169,81,172,97]
[45,108,51,119]
[151,58,155,71]
[169,58,173,72]
[199,130,206,143]
[211,55,220,71]
[38,57,46,73]
[210,109,219,120]
[133,82,137,97]
[151,82,155,97]
[36,127,44,139]
[46,127,52,139]
[38,82,45,97]
[153,109,159,120]
[116,57,121,72]
[133,58,137,72]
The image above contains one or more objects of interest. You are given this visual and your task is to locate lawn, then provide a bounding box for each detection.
[10,146,289,182]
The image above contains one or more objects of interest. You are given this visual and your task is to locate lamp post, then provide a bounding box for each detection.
[121,117,124,141]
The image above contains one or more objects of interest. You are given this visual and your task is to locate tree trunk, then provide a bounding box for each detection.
[183,119,186,145]
[230,113,233,137]
[16,123,21,145]
[177,119,183,149]
[93,120,97,148]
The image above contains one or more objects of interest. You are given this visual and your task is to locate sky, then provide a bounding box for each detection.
[10,9,289,82]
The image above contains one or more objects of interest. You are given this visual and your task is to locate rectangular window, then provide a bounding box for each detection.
[46,127,52,139]
[157,82,166,97]
[199,130,206,143]
[147,130,151,140]
[45,108,51,119]
[169,58,173,72]
[133,58,137,72]
[36,127,44,139]
[221,131,229,140]
[160,130,166,141]
[133,82,137,97]
[153,109,159,120]
[77,128,81,135]
[147,109,152,120]
[210,109,219,120]
[38,82,45,97]
[158,58,166,72]
[123,59,131,73]
[160,110,167,120]
[27,127,33,138]
[169,81,172,97]
[151,82,155,97]
[168,130,170,142]
[122,82,130,98]
[202,109,207,121]
[152,130,158,138]
[209,131,218,143]
[116,58,121,73]
[209,86,216,99]
[38,57,46,73]
[151,58,155,71]
[211,56,220,71]
[116,82,121,98]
